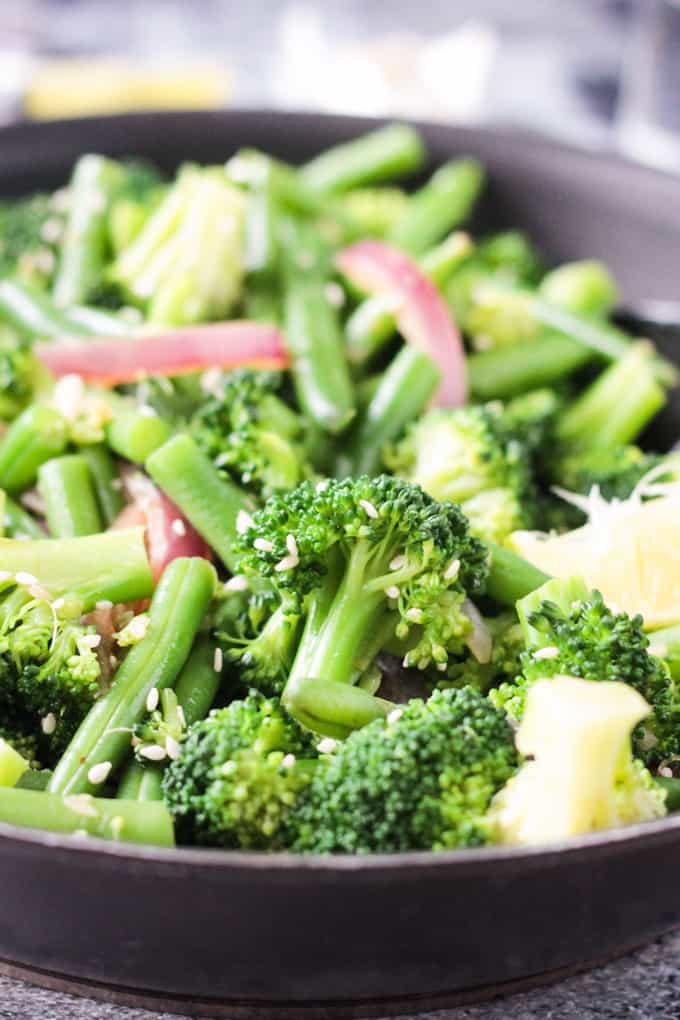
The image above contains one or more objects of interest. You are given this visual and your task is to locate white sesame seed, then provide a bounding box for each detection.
[138,404,157,418]
[146,687,159,713]
[533,646,560,661]
[165,736,181,761]
[111,478,123,491]
[15,572,38,586]
[444,558,461,581]
[317,737,338,754]
[436,663,447,672]
[236,510,254,534]
[88,761,112,785]
[64,794,99,818]
[359,499,379,519]
[95,600,113,611]
[275,554,299,572]
[213,647,224,672]
[40,217,64,244]
[177,705,187,729]
[659,766,673,779]
[324,282,345,308]
[385,585,400,600]
[281,753,296,768]
[286,534,298,558]
[171,518,187,536]
[254,538,274,553]
[109,654,119,669]
[139,744,167,762]
[389,555,406,571]
[406,607,424,623]
[387,708,404,724]
[200,366,224,397]
[41,713,57,735]
[79,633,101,649]
[224,575,249,593]
[316,479,330,493]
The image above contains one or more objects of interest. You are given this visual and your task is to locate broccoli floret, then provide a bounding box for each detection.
[236,476,488,737]
[111,164,245,325]
[490,577,679,767]
[192,369,313,500]
[291,686,518,853]
[0,724,41,769]
[0,579,102,765]
[0,192,65,287]
[488,676,666,845]
[385,402,538,543]
[436,612,524,694]
[162,692,318,849]
[133,688,185,763]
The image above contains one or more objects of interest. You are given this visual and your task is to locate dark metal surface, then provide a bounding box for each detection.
[0,110,680,1017]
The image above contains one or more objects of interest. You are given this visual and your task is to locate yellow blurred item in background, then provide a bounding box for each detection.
[24,59,231,119]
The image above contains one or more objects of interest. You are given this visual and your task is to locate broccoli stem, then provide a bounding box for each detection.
[556,343,666,450]
[0,404,68,493]
[0,527,153,609]
[53,154,124,307]
[485,544,551,607]
[116,637,221,801]
[79,443,124,526]
[106,406,172,464]
[341,347,441,476]
[146,434,254,572]
[300,123,425,194]
[284,279,356,434]
[49,557,215,796]
[38,454,103,537]
[4,495,44,539]
[388,159,484,255]
[0,787,174,846]
[467,335,593,401]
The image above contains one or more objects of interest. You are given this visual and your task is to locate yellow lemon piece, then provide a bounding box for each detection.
[509,493,680,629]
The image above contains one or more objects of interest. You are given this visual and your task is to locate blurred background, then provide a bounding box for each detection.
[2,0,680,170]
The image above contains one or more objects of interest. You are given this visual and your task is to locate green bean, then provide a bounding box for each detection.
[300,124,425,195]
[0,787,174,846]
[284,279,355,434]
[3,495,44,539]
[244,179,279,278]
[106,407,172,464]
[0,404,69,493]
[0,280,91,341]
[388,159,484,255]
[538,260,617,318]
[79,443,124,526]
[38,454,103,537]
[146,434,254,571]
[53,154,124,307]
[486,545,550,607]
[467,335,594,401]
[49,557,215,796]
[66,305,132,337]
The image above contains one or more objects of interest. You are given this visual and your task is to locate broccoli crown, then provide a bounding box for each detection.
[552,446,678,510]
[162,692,318,849]
[236,475,488,670]
[491,590,678,766]
[384,403,537,542]
[0,724,41,769]
[0,580,101,764]
[0,192,65,286]
[192,369,311,499]
[291,686,518,853]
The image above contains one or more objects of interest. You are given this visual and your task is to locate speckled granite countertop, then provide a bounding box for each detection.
[2,932,680,1020]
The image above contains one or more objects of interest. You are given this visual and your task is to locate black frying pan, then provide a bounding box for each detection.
[0,110,679,1020]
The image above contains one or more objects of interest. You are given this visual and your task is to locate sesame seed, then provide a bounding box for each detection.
[41,713,57,735]
[444,558,461,581]
[275,554,298,572]
[316,480,329,493]
[109,654,119,669]
[110,478,123,491]
[359,499,379,519]
[79,633,101,649]
[146,687,159,713]
[15,572,38,586]
[659,765,673,779]
[389,555,406,571]
[139,744,167,762]
[236,510,254,534]
[533,646,560,660]
[385,585,400,599]
[317,737,337,754]
[138,404,157,418]
[406,607,424,623]
[177,705,187,729]
[213,647,224,672]
[171,518,187,536]
[64,794,99,818]
[40,217,64,244]
[254,538,274,553]
[165,736,181,761]
[224,575,249,593]
[324,282,345,308]
[95,600,113,611]
[387,708,404,724]
[286,534,298,558]
[281,753,296,768]
[88,761,112,785]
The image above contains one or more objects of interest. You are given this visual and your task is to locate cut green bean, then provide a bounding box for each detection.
[66,305,132,337]
[0,404,69,493]
[538,260,618,319]
[0,787,174,846]
[106,407,172,464]
[388,159,484,255]
[0,280,91,342]
[467,335,594,401]
[38,454,103,537]
[0,528,152,609]
[244,180,279,278]
[284,280,355,434]
[4,495,44,539]
[79,443,124,526]
[301,123,425,195]
[53,154,124,307]
[49,557,215,796]
[486,544,551,607]
[341,348,441,477]
[146,434,254,571]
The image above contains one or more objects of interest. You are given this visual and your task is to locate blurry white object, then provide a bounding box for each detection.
[274,5,497,121]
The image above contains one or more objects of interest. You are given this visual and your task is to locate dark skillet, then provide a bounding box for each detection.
[0,111,680,1020]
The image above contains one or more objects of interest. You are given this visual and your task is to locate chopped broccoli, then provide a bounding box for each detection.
[191,369,313,500]
[291,686,518,853]
[133,687,185,763]
[162,692,318,849]
[488,676,666,845]
[0,335,50,421]
[436,612,524,695]
[235,476,488,737]
[489,577,679,767]
[0,192,66,288]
